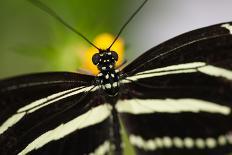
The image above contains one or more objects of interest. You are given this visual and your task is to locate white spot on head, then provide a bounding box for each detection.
[109,65,113,68]
[113,82,118,88]
[105,84,111,89]
[111,74,115,78]
[107,60,110,62]
[105,74,109,79]
[102,67,106,70]
[221,23,232,34]
[98,73,103,77]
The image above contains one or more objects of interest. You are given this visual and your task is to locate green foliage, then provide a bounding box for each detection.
[0,0,129,78]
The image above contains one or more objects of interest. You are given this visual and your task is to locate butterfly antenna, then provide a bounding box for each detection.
[107,0,148,50]
[28,0,100,50]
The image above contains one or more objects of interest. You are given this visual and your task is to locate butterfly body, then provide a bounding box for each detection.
[94,50,120,96]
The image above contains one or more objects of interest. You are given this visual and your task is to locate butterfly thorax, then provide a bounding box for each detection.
[92,49,120,96]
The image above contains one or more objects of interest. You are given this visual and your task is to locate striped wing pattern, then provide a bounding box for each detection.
[117,22,232,155]
[0,22,232,155]
[0,72,112,155]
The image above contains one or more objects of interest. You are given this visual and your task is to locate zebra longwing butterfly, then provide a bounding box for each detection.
[1,0,232,155]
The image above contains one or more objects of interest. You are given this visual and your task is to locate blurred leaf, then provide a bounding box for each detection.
[0,0,132,78]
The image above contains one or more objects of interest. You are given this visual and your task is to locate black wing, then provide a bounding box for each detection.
[118,22,232,155]
[0,72,112,155]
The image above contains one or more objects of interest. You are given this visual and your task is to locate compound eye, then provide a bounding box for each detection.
[92,53,100,65]
[111,51,118,61]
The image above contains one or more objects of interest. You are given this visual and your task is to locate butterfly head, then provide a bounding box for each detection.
[92,49,118,71]
[93,49,120,96]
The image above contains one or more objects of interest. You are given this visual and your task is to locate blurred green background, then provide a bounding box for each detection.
[0,0,140,78]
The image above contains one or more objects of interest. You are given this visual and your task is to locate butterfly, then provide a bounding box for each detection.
[0,0,232,155]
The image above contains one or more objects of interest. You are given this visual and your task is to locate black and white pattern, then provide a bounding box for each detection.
[93,50,120,96]
[1,1,232,155]
[118,22,232,155]
[0,73,112,155]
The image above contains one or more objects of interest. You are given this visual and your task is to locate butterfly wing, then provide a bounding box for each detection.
[118,22,232,155]
[0,72,112,155]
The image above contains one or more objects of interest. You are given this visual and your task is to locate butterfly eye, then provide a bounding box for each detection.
[92,53,100,65]
[111,51,118,61]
